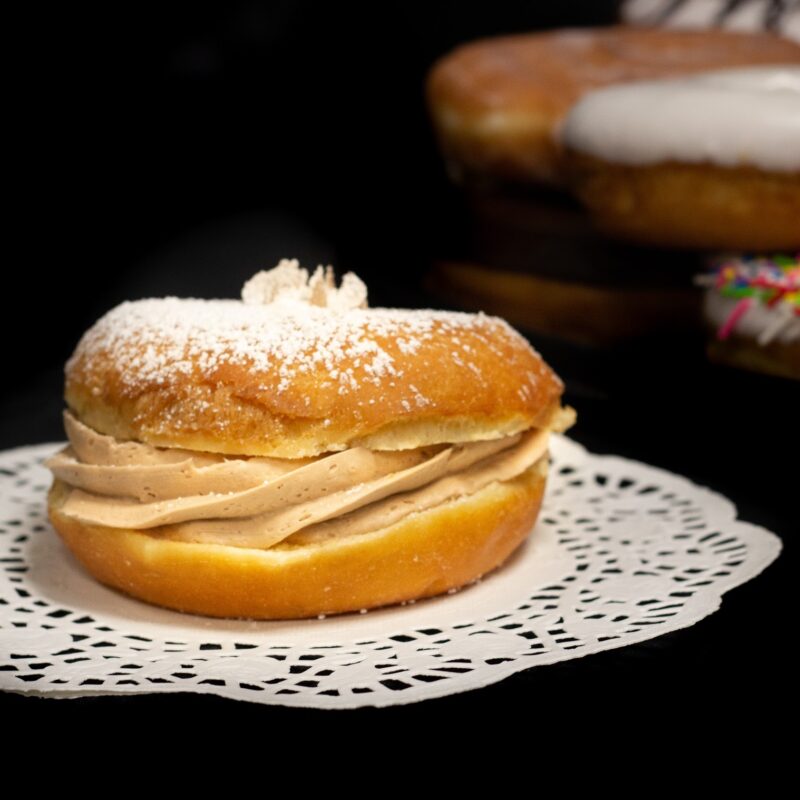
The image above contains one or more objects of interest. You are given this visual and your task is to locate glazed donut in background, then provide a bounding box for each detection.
[697,253,800,379]
[561,66,800,250]
[426,26,800,186]
[46,260,574,620]
[621,0,800,43]
[424,27,800,344]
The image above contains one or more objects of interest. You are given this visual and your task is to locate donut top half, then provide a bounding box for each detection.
[64,262,569,458]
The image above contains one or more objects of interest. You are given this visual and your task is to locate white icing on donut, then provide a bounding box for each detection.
[787,8,800,43]
[621,0,800,43]
[704,291,800,344]
[561,66,800,172]
[723,3,778,36]
[660,0,720,28]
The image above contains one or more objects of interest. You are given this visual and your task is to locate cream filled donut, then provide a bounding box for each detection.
[562,66,800,249]
[697,253,800,379]
[46,260,574,619]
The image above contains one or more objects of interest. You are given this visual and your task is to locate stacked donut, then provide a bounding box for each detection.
[426,25,800,377]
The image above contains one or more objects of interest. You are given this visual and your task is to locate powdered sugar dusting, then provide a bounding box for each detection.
[68,293,525,400]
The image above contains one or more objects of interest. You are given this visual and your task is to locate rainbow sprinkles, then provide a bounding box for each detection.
[697,254,800,346]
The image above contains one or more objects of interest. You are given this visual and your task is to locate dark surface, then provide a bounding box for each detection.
[5,1,793,732]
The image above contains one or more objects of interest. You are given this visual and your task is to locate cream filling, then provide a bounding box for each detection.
[48,412,549,550]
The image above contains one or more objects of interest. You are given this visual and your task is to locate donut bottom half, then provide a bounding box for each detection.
[47,459,547,620]
[567,157,800,251]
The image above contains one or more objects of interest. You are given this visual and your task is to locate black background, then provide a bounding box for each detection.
[4,0,794,738]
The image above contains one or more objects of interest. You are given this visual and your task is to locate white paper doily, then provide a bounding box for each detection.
[0,437,781,708]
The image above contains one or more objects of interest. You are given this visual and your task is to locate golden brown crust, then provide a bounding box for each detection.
[65,312,565,457]
[566,157,800,250]
[427,26,800,185]
[47,461,547,620]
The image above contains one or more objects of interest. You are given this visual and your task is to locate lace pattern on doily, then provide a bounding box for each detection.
[0,437,781,708]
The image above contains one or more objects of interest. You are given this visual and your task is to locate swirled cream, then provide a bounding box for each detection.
[47,413,549,549]
[561,66,800,171]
